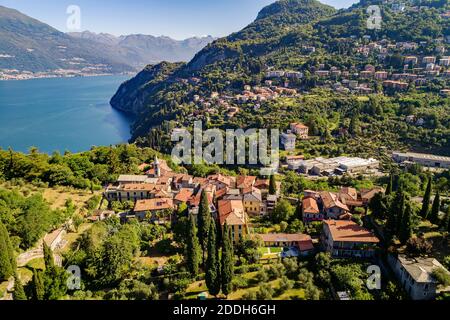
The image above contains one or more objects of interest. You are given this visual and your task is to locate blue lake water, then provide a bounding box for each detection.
[0,75,134,154]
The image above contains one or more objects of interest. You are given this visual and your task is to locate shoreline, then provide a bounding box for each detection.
[0,72,135,82]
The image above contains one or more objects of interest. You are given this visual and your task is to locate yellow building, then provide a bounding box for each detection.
[242,187,263,216]
[218,200,249,244]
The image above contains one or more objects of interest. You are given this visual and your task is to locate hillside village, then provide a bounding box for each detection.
[174,44,450,123]
[95,154,450,300]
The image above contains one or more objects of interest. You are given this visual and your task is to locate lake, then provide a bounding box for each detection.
[0,75,134,154]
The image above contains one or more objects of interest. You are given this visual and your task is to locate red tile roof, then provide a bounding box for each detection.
[320,191,350,212]
[291,122,309,130]
[134,198,174,212]
[208,174,235,188]
[254,179,269,190]
[324,220,379,243]
[174,188,194,203]
[218,200,246,226]
[188,190,214,207]
[236,176,257,189]
[302,197,320,214]
[339,187,358,201]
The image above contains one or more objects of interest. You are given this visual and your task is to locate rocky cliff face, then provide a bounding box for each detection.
[110,62,184,115]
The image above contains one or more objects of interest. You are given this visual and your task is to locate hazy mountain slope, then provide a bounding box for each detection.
[69,32,216,68]
[0,6,214,73]
[0,6,132,73]
[67,31,120,46]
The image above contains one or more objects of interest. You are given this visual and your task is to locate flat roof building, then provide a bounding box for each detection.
[389,255,450,300]
[393,151,450,169]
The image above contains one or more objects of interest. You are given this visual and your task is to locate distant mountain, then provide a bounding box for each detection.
[69,31,215,68]
[0,5,132,73]
[67,31,120,46]
[0,5,215,73]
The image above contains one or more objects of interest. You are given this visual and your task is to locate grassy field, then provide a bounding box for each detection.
[258,247,283,261]
[26,257,45,270]
[0,182,100,214]
[42,187,100,213]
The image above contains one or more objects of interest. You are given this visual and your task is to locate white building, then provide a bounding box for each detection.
[337,157,380,174]
[392,152,450,169]
[389,255,450,300]
[285,71,303,79]
[266,70,285,78]
[298,157,379,176]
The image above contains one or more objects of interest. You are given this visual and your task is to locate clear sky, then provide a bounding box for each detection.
[0,0,358,39]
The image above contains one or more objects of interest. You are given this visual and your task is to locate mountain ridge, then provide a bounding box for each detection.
[0,5,215,73]
[69,31,216,67]
[0,5,132,73]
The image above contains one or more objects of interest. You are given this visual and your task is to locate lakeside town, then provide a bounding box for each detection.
[0,67,131,81]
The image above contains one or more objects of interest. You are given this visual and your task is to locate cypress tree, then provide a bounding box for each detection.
[429,192,441,225]
[13,274,27,300]
[420,178,432,219]
[44,265,68,300]
[205,220,220,297]
[0,222,14,281]
[296,197,303,221]
[186,215,201,277]
[32,269,45,300]
[385,191,404,240]
[43,242,55,271]
[269,175,277,195]
[399,203,413,245]
[385,209,397,242]
[5,225,15,270]
[386,174,393,196]
[198,190,211,266]
[221,223,234,298]
[395,193,406,234]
